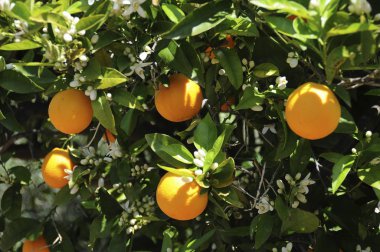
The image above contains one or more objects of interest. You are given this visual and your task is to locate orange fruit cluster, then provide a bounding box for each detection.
[41,148,74,189]
[285,82,341,140]
[155,73,203,122]
[22,236,50,252]
[156,171,208,220]
[205,35,235,59]
[48,89,93,134]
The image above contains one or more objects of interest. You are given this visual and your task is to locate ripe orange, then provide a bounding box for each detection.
[42,148,74,189]
[285,82,341,140]
[155,74,203,122]
[156,171,208,220]
[48,89,93,134]
[102,129,116,143]
[221,97,235,112]
[23,236,50,252]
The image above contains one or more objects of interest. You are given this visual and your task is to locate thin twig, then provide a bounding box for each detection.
[83,122,101,148]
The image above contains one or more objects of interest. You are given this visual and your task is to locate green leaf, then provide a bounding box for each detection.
[327,23,379,38]
[9,166,31,184]
[250,0,311,19]
[254,213,274,249]
[120,109,138,136]
[162,0,231,39]
[161,228,176,252]
[365,89,380,96]
[162,3,185,23]
[0,70,44,93]
[97,188,123,218]
[76,14,105,31]
[0,40,41,51]
[320,152,343,163]
[235,87,265,110]
[157,40,204,82]
[93,31,123,52]
[157,165,195,178]
[358,165,380,190]
[335,106,357,134]
[210,157,235,188]
[290,139,311,176]
[1,184,22,220]
[186,229,216,250]
[97,68,128,89]
[331,155,355,194]
[275,197,319,234]
[215,48,243,89]
[326,46,350,83]
[214,187,244,208]
[194,114,218,151]
[112,89,144,111]
[281,208,320,234]
[0,218,41,251]
[0,109,5,120]
[215,16,259,37]
[332,85,351,107]
[275,129,298,160]
[146,133,191,167]
[108,232,127,252]
[89,215,112,244]
[253,63,279,78]
[0,56,5,71]
[30,13,68,28]
[202,131,225,173]
[92,96,117,135]
[159,144,194,165]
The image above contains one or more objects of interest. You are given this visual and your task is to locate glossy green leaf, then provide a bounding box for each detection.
[0,70,44,93]
[235,87,265,110]
[210,157,235,188]
[327,23,379,38]
[215,48,243,89]
[254,213,274,249]
[331,155,355,193]
[76,14,105,31]
[186,229,216,250]
[162,0,231,39]
[159,144,194,165]
[146,133,191,167]
[290,139,311,175]
[253,63,279,78]
[92,96,117,134]
[1,184,22,220]
[97,188,123,218]
[97,68,128,89]
[358,165,380,190]
[112,89,144,111]
[162,3,185,23]
[250,0,310,19]
[0,40,41,51]
[194,114,218,151]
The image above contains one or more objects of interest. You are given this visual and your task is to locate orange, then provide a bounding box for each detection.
[42,148,74,189]
[23,236,50,252]
[102,129,116,143]
[205,46,216,59]
[156,171,208,220]
[285,82,341,140]
[48,89,93,134]
[222,35,235,48]
[155,74,203,122]
[220,97,235,112]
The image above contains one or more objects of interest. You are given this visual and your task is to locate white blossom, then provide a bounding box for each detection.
[275,76,288,90]
[348,0,372,15]
[251,105,263,111]
[181,176,194,183]
[371,105,380,115]
[85,86,97,101]
[63,169,73,181]
[0,0,15,11]
[91,34,99,44]
[365,131,372,138]
[255,195,274,214]
[194,169,203,176]
[106,140,123,159]
[98,177,104,188]
[122,0,147,18]
[375,201,380,214]
[369,157,380,165]
[70,184,79,194]
[126,61,152,80]
[375,13,380,21]
[286,52,298,68]
[262,124,277,135]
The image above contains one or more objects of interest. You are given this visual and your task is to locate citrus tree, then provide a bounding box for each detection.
[0,0,380,251]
